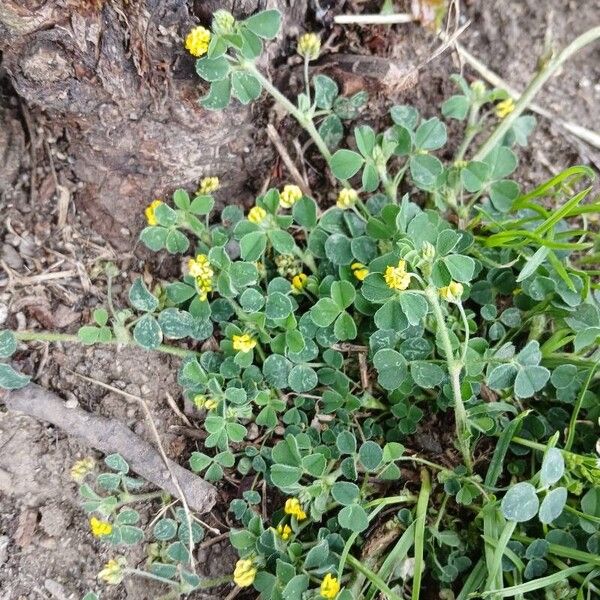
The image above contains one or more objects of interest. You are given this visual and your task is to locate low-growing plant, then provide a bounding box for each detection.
[2,8,600,600]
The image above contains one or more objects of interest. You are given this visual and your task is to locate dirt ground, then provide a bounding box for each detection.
[1,0,599,598]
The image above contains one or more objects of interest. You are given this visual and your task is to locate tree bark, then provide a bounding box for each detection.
[0,0,306,247]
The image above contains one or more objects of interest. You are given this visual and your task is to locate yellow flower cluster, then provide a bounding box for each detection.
[185,26,211,57]
[351,262,369,281]
[280,184,303,208]
[232,333,257,353]
[439,281,464,302]
[276,523,292,540]
[384,260,412,291]
[298,32,321,60]
[98,557,127,585]
[70,457,95,482]
[233,558,257,587]
[336,188,358,210]
[284,497,307,521]
[144,199,163,226]
[248,206,267,224]
[495,98,515,119]
[292,273,308,292]
[198,176,220,194]
[90,516,113,537]
[193,394,218,411]
[188,254,214,301]
[320,573,341,599]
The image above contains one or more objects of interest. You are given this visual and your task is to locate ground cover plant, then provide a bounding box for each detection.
[1,8,600,600]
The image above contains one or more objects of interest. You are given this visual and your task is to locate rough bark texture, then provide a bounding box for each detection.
[0,0,306,246]
[2,383,217,513]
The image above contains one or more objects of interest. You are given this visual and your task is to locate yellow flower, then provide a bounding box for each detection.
[495,98,515,119]
[280,184,303,208]
[292,273,308,292]
[453,159,468,169]
[298,32,321,60]
[320,573,341,599]
[232,333,257,353]
[284,497,307,521]
[188,254,214,301]
[196,277,213,302]
[188,254,213,278]
[351,262,369,282]
[185,26,211,57]
[198,176,220,194]
[193,395,218,410]
[233,558,257,588]
[90,516,113,538]
[336,188,358,210]
[384,260,412,291]
[439,281,464,302]
[98,557,127,585]
[144,199,162,226]
[276,523,292,541]
[248,206,267,225]
[70,457,95,482]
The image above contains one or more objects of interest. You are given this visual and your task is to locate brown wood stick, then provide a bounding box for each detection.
[2,384,217,514]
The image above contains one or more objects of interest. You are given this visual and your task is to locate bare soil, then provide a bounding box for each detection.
[1,0,599,598]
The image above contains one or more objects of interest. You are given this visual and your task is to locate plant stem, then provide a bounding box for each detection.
[454,103,480,162]
[473,26,600,161]
[13,330,198,359]
[412,469,431,600]
[425,287,472,471]
[244,62,333,164]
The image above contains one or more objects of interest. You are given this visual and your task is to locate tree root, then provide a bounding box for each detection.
[2,384,217,514]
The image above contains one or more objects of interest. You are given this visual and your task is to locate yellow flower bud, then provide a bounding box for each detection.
[98,557,127,585]
[276,523,292,540]
[198,176,220,194]
[470,80,487,98]
[421,241,436,261]
[297,32,321,60]
[212,10,236,35]
[90,516,113,538]
[280,184,303,208]
[70,457,95,482]
[495,98,515,119]
[144,199,163,226]
[351,262,369,282]
[232,333,257,353]
[233,558,257,588]
[336,188,358,210]
[248,206,267,224]
[384,260,412,291]
[320,573,341,599]
[185,26,211,57]
[439,281,464,302]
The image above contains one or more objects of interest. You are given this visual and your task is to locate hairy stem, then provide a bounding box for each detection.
[243,62,333,163]
[473,26,600,161]
[425,287,472,471]
[13,330,198,359]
